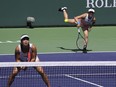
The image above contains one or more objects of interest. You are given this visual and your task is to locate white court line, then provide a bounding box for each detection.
[0,51,116,55]
[65,74,104,87]
[0,40,20,44]
[1,73,116,79]
[38,51,116,54]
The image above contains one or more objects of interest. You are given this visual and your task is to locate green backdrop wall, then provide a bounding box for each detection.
[0,0,115,27]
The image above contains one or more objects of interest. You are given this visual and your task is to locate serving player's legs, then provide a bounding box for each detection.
[59,7,75,24]
[82,27,89,50]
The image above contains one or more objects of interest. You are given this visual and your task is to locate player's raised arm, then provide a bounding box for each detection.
[74,13,87,23]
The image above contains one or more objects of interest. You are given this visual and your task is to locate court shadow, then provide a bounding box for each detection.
[57,47,92,53]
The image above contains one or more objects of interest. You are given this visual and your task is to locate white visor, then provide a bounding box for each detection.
[20,35,29,40]
[88,9,95,13]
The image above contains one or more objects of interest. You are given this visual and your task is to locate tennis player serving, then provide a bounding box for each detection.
[7,34,50,87]
[59,7,96,51]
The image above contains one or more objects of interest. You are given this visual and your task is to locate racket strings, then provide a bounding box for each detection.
[76,32,86,50]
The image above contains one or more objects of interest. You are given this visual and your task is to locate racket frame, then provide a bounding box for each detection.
[76,28,86,50]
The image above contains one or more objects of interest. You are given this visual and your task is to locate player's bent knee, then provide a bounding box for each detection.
[64,19,68,23]
[12,68,19,74]
[12,71,18,75]
[39,70,45,75]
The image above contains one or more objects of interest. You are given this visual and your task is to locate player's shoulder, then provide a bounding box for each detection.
[15,45,20,52]
[30,43,35,47]
[93,17,96,21]
[30,43,37,50]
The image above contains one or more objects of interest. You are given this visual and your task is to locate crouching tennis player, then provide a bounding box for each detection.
[7,34,50,87]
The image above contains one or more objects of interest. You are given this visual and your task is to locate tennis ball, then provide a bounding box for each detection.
[64,19,68,22]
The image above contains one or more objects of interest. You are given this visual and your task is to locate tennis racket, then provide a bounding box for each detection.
[76,28,86,50]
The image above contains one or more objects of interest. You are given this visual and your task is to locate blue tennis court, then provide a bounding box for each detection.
[0,52,116,87]
[1,52,116,62]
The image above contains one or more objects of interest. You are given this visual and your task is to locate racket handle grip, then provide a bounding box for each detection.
[78,28,80,33]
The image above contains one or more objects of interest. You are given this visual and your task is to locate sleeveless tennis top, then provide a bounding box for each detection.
[84,14,94,25]
[18,43,32,62]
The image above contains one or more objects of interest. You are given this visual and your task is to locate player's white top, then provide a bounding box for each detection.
[84,14,94,25]
[18,43,39,62]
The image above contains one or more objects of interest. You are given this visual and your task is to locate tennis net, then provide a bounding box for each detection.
[0,61,116,87]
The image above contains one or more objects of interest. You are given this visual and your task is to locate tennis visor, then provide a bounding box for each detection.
[20,35,29,40]
[88,9,95,13]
